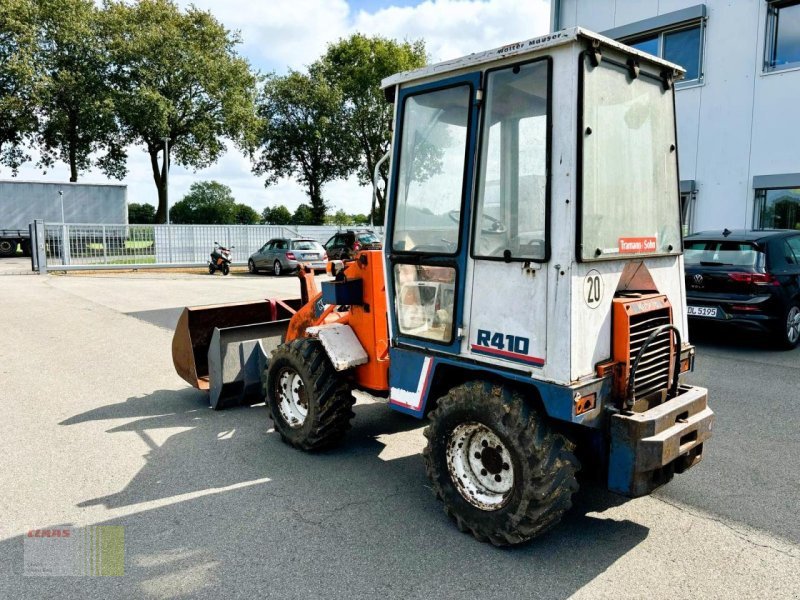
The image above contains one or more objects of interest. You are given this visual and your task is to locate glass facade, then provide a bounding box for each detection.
[767,1,800,69]
[757,188,800,229]
[664,27,702,81]
[626,23,703,84]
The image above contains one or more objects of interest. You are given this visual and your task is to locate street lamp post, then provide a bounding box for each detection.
[163,137,170,224]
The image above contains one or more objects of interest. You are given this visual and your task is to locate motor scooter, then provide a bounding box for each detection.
[209,242,233,275]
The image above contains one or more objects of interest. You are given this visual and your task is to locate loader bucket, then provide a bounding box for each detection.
[171,299,302,390]
[207,320,291,409]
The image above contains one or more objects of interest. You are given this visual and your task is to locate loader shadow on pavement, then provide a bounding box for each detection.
[15,389,652,599]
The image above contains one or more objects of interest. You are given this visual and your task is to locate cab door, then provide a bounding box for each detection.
[467,58,551,370]
[386,72,481,355]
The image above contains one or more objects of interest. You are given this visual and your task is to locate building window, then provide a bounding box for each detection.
[765,1,800,71]
[681,191,696,236]
[625,23,704,84]
[756,188,800,229]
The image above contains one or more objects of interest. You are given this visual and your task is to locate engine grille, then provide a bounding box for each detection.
[628,308,672,399]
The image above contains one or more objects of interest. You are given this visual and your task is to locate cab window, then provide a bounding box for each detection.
[473,59,550,261]
[579,55,681,260]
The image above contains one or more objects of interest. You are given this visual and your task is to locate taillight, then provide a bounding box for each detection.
[353,242,361,251]
[286,252,296,260]
[730,305,760,312]
[728,272,779,286]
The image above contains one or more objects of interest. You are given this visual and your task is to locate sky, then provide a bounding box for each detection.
[10,0,551,217]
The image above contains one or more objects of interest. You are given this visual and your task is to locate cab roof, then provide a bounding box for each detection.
[381,27,685,93]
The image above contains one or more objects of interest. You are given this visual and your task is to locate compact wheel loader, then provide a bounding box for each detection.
[172,28,714,546]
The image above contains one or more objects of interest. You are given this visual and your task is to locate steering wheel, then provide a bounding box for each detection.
[448,209,507,234]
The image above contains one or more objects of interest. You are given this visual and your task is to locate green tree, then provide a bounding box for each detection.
[327,209,350,226]
[313,34,426,221]
[0,0,39,173]
[169,180,237,224]
[234,202,260,224]
[103,0,258,223]
[36,0,126,182]
[262,204,292,225]
[128,202,156,224]
[291,203,315,225]
[252,71,353,225]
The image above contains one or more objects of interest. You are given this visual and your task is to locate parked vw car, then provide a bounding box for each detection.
[684,229,800,348]
[323,230,382,260]
[248,238,328,275]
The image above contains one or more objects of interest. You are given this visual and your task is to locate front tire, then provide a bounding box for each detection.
[248,259,258,274]
[273,260,282,276]
[265,338,355,451]
[221,263,230,276]
[423,381,580,546]
[776,302,800,349]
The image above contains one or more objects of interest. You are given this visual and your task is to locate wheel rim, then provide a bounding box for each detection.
[275,368,307,428]
[446,422,514,511]
[274,261,281,275]
[248,260,255,273]
[787,306,800,344]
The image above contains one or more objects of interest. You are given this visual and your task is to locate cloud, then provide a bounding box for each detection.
[178,0,352,72]
[353,0,550,64]
[7,1,552,218]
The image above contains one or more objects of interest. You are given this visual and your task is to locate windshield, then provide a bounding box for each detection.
[292,240,321,251]
[580,56,681,260]
[391,85,471,254]
[684,241,764,267]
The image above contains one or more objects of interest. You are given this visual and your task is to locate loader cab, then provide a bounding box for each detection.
[383,28,687,402]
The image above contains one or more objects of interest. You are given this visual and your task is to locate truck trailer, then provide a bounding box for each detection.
[0,180,127,257]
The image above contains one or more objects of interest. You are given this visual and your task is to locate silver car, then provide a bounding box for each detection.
[248,238,328,276]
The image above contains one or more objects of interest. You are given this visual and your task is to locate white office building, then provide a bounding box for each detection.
[551,0,800,233]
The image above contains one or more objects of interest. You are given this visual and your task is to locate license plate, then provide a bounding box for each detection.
[687,306,719,318]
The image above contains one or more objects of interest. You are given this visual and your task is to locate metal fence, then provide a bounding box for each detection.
[38,223,384,271]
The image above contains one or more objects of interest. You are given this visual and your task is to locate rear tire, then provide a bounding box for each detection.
[273,260,282,276]
[208,263,215,275]
[776,302,800,349]
[265,338,355,451]
[423,381,580,546]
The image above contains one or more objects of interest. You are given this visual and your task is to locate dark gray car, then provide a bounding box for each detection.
[248,238,328,276]
[684,229,800,348]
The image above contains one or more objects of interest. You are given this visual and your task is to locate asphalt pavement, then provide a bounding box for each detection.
[0,269,798,599]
